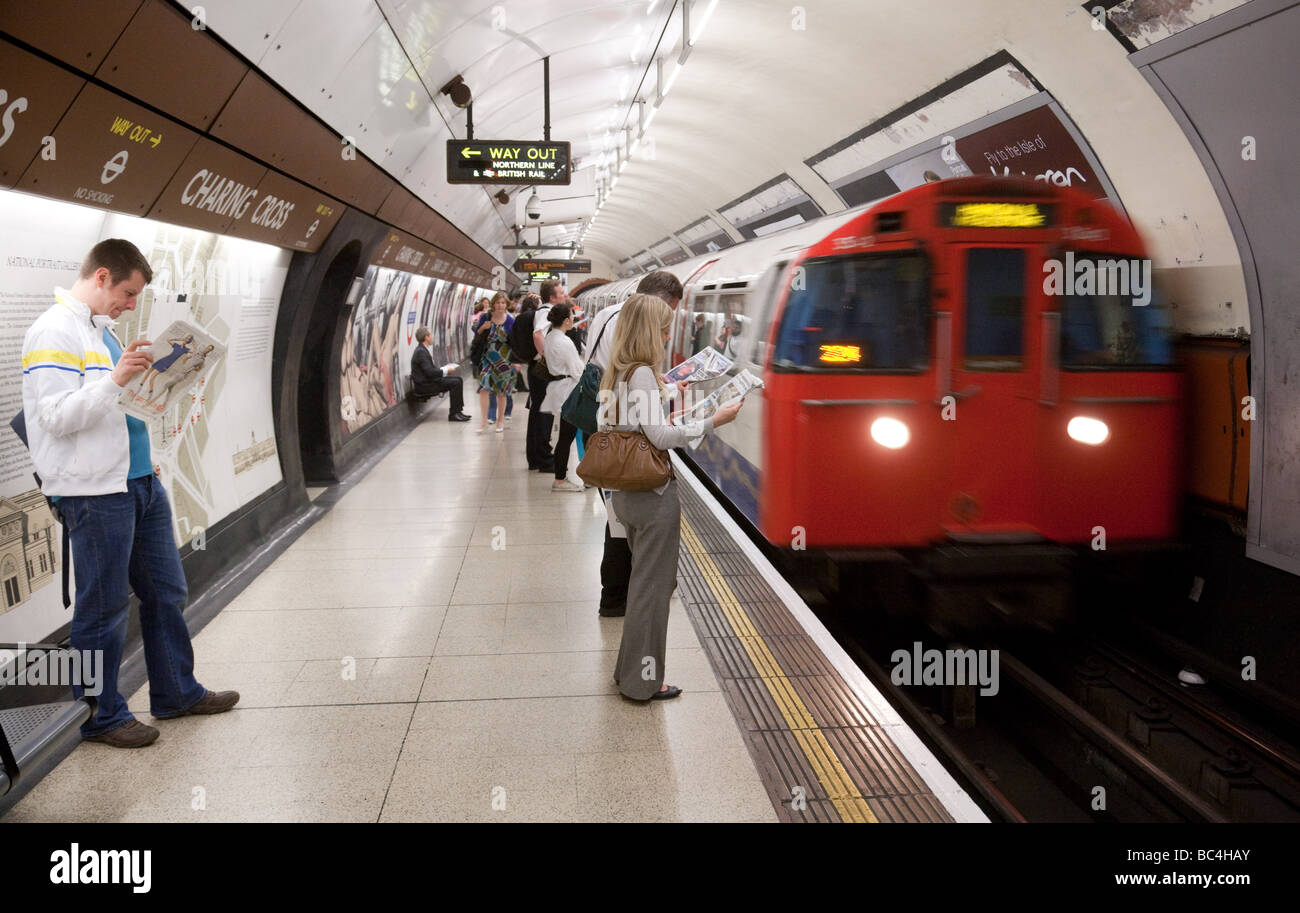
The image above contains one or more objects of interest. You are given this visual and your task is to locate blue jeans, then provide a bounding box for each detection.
[488,392,514,422]
[59,475,206,736]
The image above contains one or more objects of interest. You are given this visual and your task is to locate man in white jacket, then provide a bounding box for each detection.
[21,239,238,749]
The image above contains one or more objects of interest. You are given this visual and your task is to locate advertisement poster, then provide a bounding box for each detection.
[0,188,289,650]
[340,265,485,436]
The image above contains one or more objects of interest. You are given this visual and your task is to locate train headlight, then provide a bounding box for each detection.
[870,417,910,449]
[1067,416,1109,445]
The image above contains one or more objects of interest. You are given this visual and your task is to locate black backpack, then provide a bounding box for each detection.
[509,310,538,363]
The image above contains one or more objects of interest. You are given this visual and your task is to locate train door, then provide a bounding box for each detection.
[945,246,1041,537]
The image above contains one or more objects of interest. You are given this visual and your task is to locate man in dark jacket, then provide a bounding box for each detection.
[411,326,470,421]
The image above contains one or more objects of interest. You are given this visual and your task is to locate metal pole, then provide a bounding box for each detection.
[543,56,551,141]
[466,101,474,141]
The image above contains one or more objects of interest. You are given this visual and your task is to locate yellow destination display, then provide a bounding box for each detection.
[943,202,1050,229]
[819,344,862,364]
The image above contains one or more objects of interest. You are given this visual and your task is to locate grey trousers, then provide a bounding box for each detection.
[610,479,681,700]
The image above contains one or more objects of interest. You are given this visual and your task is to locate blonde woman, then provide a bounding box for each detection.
[599,293,742,701]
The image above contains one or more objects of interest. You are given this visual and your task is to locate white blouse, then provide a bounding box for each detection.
[539,329,586,415]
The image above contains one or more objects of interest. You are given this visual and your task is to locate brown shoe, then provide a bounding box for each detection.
[83,719,159,748]
[174,690,240,716]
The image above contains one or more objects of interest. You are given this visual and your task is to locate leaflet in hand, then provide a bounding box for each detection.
[671,368,762,443]
[117,320,226,422]
[662,346,733,385]
[441,363,459,373]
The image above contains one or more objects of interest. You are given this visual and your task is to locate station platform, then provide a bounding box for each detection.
[3,396,982,823]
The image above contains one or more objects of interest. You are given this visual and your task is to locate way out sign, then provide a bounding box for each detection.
[446,140,571,186]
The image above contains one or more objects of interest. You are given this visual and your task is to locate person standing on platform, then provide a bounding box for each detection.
[411,326,470,421]
[539,303,586,492]
[600,293,741,701]
[516,282,564,472]
[20,239,239,748]
[583,270,684,617]
[474,291,516,433]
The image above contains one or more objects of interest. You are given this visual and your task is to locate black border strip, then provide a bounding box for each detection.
[803,51,1044,171]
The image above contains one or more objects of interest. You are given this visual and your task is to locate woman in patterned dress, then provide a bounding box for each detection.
[474,291,516,433]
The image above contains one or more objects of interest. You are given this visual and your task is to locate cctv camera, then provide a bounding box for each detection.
[525,191,542,221]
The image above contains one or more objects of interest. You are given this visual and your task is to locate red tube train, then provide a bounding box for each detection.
[577,178,1182,625]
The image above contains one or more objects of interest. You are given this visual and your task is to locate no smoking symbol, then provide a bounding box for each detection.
[101,150,128,184]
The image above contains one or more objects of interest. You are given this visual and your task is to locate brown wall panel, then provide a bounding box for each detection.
[0,0,141,73]
[212,73,389,216]
[0,39,85,188]
[223,169,344,253]
[97,0,247,131]
[17,82,198,215]
[147,137,268,234]
[210,71,327,175]
[375,184,412,226]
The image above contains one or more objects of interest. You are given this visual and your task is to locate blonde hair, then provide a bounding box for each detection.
[600,293,672,398]
[489,291,508,313]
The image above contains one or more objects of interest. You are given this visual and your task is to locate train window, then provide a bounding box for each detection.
[964,248,1025,371]
[772,252,928,372]
[1060,253,1174,369]
[713,292,747,362]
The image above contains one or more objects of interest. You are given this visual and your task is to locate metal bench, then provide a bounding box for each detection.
[0,697,94,798]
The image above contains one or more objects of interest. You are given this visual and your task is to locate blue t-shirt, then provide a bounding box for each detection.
[102,329,154,479]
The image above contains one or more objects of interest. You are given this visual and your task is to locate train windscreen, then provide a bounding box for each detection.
[772,252,928,372]
[1059,252,1175,369]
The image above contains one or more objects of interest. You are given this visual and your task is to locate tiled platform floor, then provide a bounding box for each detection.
[5,403,775,822]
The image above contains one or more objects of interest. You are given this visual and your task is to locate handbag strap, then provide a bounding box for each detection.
[584,306,617,366]
[609,362,656,427]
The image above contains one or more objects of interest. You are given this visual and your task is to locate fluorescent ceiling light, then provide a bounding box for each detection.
[661,61,683,99]
[689,0,719,46]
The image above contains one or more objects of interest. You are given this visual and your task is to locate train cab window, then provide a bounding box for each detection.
[772,252,928,372]
[1060,253,1175,369]
[964,248,1025,371]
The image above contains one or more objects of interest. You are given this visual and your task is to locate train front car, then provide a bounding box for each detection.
[761,177,1181,629]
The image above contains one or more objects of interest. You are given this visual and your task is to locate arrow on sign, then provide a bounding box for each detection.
[149,134,161,148]
[461,147,481,158]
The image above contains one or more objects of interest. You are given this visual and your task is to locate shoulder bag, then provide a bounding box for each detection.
[560,314,614,435]
[575,364,672,491]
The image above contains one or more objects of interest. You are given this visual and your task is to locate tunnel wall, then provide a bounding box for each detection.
[1133,0,1300,573]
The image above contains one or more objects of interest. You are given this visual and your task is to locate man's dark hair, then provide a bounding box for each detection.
[539,279,564,303]
[636,270,683,304]
[508,288,525,301]
[415,326,432,344]
[547,303,571,327]
[79,238,153,285]
[520,293,541,312]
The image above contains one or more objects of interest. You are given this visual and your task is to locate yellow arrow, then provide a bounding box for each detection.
[461,147,481,158]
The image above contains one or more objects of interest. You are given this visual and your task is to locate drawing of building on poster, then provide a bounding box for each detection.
[0,491,58,615]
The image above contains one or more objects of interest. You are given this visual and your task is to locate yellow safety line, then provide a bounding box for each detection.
[680,517,878,823]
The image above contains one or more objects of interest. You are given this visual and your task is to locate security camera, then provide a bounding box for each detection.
[525,191,542,221]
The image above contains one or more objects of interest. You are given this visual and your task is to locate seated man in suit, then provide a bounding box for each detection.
[411,326,470,421]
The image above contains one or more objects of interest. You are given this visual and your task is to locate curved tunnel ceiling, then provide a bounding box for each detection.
[191,0,1250,323]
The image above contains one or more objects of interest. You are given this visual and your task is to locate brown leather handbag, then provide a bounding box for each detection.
[576,365,673,491]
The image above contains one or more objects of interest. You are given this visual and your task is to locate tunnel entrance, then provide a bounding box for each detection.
[297,240,361,483]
